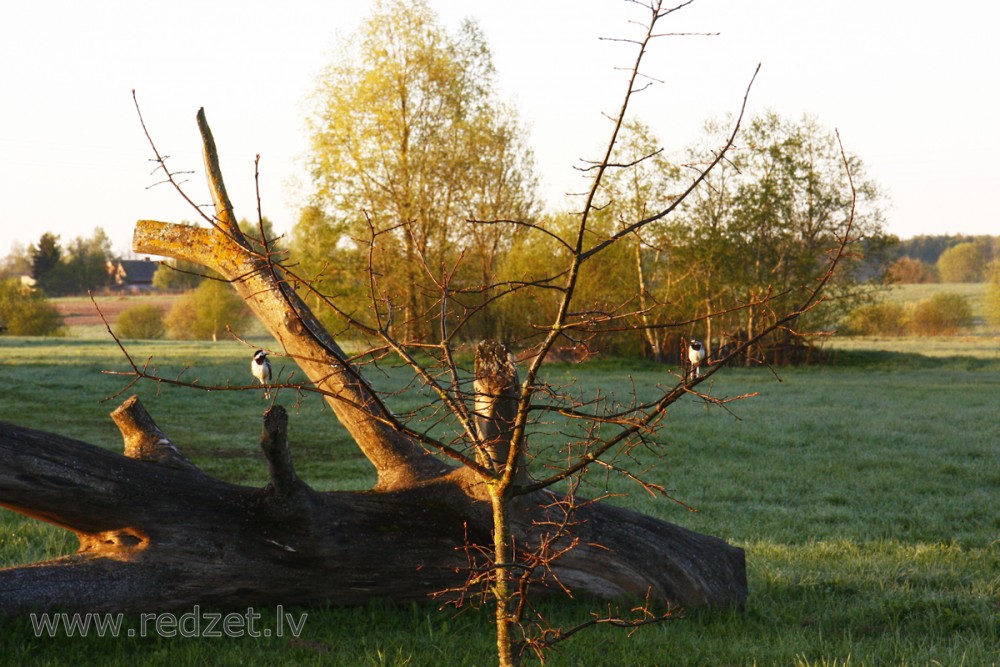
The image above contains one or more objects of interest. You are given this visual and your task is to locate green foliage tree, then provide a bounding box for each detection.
[115,303,166,339]
[0,242,32,280]
[153,258,207,291]
[936,241,987,282]
[0,278,65,336]
[26,229,115,295]
[165,279,252,341]
[596,119,686,360]
[909,293,973,335]
[62,227,114,293]
[298,0,537,343]
[639,112,886,362]
[499,113,888,363]
[29,232,68,295]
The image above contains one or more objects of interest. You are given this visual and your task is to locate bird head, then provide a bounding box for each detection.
[253,349,268,363]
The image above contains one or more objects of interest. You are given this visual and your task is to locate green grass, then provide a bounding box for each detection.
[1,334,998,666]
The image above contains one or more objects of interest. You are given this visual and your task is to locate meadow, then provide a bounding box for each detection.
[0,331,997,666]
[881,283,990,323]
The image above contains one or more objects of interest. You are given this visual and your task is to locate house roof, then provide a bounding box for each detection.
[113,259,158,284]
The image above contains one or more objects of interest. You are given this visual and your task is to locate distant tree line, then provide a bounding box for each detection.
[20,0,1000,349]
[0,223,269,339]
[885,234,997,284]
[0,229,116,297]
[0,228,119,336]
[6,1,994,350]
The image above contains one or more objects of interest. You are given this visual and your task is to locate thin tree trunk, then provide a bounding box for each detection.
[635,236,661,363]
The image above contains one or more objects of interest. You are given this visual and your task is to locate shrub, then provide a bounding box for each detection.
[846,301,907,336]
[115,303,166,339]
[885,257,938,284]
[0,278,65,336]
[165,280,252,341]
[909,293,973,336]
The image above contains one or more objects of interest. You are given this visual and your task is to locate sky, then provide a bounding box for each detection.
[1,0,997,260]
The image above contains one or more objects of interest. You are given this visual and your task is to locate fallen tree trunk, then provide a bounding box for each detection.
[0,108,747,617]
[0,400,745,615]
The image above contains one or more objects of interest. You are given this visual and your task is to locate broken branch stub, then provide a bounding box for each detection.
[111,395,198,471]
[132,109,449,490]
[473,339,522,480]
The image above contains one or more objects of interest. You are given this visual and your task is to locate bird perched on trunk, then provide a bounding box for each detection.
[688,339,706,379]
[251,349,272,399]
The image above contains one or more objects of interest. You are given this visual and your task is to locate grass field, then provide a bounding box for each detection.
[881,283,989,316]
[877,282,995,334]
[0,332,998,666]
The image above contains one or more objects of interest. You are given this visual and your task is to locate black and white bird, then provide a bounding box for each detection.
[251,349,272,399]
[688,339,706,379]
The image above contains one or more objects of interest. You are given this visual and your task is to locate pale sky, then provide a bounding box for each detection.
[1,1,997,259]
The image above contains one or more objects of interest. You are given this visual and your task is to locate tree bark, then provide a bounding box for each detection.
[0,108,747,617]
[0,407,481,615]
[0,406,745,615]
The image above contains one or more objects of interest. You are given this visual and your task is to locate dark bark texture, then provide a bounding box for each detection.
[0,406,745,616]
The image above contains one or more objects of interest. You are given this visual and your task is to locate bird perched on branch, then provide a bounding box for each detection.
[251,349,272,399]
[688,339,706,379]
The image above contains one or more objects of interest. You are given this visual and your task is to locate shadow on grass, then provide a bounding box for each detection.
[824,348,1000,372]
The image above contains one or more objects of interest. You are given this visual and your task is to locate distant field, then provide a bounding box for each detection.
[50,293,273,339]
[882,282,987,307]
[52,294,181,333]
[826,334,1000,359]
[0,334,997,666]
[830,280,999,355]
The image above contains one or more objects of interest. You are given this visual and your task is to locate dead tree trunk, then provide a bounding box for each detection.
[0,109,747,616]
[0,399,744,614]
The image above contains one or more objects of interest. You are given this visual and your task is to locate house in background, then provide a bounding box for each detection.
[107,258,158,292]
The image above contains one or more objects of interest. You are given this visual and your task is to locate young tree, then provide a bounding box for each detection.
[597,119,690,360]
[298,0,537,343]
[0,3,865,666]
[165,278,252,341]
